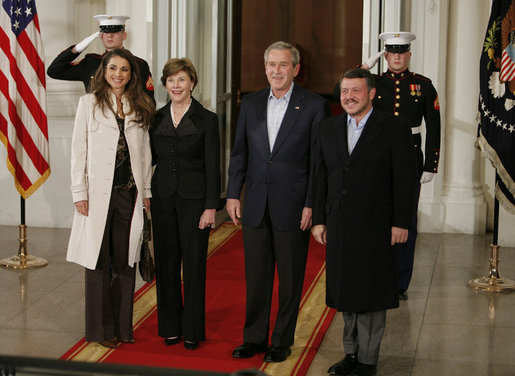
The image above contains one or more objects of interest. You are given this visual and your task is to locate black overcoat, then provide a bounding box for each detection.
[312,108,417,312]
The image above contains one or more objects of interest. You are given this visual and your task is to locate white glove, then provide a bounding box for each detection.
[420,172,435,184]
[74,31,100,53]
[363,49,385,70]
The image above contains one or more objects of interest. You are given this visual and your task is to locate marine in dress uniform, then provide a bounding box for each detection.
[47,15,154,100]
[370,32,441,299]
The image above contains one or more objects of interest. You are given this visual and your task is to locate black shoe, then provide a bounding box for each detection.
[184,341,199,350]
[399,289,408,300]
[232,343,268,358]
[327,353,358,375]
[349,363,377,376]
[263,346,291,362]
[164,337,180,346]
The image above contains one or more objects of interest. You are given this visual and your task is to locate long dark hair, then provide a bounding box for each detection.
[91,48,154,128]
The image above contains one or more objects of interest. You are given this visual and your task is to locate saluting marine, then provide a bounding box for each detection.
[47,15,154,101]
[364,32,441,300]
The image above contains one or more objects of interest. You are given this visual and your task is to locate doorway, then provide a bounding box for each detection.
[230,0,364,136]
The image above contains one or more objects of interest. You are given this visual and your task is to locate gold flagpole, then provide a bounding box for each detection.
[1,197,47,269]
[468,175,515,292]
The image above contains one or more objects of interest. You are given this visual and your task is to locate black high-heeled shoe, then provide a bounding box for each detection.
[164,337,180,346]
[184,341,198,350]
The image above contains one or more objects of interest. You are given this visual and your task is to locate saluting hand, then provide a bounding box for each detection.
[73,31,100,53]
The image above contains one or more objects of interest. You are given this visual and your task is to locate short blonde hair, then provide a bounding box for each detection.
[160,58,198,88]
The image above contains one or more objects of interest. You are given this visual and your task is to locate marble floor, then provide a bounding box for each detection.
[1,225,515,375]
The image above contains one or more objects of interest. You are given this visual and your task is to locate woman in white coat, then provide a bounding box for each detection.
[67,48,154,348]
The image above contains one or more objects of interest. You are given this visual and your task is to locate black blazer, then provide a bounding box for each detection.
[227,84,329,231]
[150,98,222,209]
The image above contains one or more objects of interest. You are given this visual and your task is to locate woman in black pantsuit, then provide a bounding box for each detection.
[150,58,222,350]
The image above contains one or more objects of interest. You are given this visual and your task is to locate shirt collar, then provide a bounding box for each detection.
[347,107,373,128]
[268,82,294,101]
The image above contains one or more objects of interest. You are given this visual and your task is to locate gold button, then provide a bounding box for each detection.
[378,95,382,99]
[396,81,400,84]
[395,112,399,116]
[395,103,400,107]
[396,95,400,99]
[396,88,400,92]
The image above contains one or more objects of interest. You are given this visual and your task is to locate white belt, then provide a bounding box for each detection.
[411,126,421,134]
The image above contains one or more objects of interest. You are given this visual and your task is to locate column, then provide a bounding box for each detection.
[440,0,488,234]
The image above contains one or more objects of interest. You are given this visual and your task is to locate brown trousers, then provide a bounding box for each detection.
[85,188,136,342]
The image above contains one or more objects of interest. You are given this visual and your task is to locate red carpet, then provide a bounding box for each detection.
[62,224,335,375]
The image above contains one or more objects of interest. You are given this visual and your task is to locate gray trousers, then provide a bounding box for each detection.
[342,310,386,365]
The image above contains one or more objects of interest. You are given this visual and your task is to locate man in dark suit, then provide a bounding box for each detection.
[312,68,417,376]
[47,15,154,100]
[226,41,329,363]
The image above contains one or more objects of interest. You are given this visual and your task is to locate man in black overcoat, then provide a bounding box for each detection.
[312,68,417,376]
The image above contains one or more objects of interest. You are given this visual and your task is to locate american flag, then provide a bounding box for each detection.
[478,0,515,212]
[0,0,50,199]
[500,45,515,83]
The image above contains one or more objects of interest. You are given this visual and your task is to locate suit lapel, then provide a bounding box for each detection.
[93,105,118,130]
[176,99,200,138]
[254,89,272,154]
[153,103,177,137]
[334,114,349,162]
[347,108,384,163]
[271,85,304,156]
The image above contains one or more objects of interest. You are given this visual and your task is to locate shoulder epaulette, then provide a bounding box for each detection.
[412,72,432,82]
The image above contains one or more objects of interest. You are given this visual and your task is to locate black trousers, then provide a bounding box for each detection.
[397,182,421,291]
[151,194,210,342]
[85,188,136,342]
[242,206,310,348]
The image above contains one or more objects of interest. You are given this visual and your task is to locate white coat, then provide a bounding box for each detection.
[66,93,152,270]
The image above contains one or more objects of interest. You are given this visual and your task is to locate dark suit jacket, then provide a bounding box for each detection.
[312,108,417,312]
[227,84,329,231]
[150,98,222,209]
